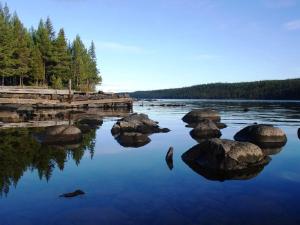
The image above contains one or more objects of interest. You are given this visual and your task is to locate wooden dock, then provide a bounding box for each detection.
[0,86,133,109]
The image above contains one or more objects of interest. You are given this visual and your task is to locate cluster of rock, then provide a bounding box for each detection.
[111,113,170,147]
[182,109,226,141]
[181,108,288,180]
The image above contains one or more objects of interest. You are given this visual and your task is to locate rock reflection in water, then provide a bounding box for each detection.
[182,158,270,181]
[115,132,151,148]
[261,147,283,156]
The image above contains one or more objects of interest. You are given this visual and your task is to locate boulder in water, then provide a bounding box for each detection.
[234,124,287,148]
[111,113,169,147]
[190,119,222,140]
[182,138,267,171]
[182,109,221,124]
[111,113,169,135]
[182,139,270,181]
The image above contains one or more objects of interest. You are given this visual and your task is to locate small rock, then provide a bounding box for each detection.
[165,147,174,170]
[59,190,85,198]
[160,128,171,133]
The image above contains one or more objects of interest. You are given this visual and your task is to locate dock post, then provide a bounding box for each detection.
[68,79,72,104]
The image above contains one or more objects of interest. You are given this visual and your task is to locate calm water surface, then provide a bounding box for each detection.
[1,100,300,225]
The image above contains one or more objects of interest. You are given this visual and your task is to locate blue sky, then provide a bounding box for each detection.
[5,0,300,92]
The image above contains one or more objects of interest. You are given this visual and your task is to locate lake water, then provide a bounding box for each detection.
[0,100,300,225]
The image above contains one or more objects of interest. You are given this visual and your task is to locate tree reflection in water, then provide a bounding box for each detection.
[0,127,97,196]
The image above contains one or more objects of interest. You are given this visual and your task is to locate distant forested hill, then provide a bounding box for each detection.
[130,78,300,100]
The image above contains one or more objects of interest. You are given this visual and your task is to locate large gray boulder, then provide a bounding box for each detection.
[182,109,221,124]
[234,124,287,148]
[190,119,221,140]
[43,125,82,144]
[182,139,268,171]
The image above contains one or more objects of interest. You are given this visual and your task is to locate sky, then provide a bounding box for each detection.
[4,0,300,92]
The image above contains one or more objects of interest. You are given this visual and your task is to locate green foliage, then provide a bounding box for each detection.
[131,79,300,100]
[50,75,63,89]
[0,2,101,91]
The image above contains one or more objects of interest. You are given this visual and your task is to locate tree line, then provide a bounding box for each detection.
[0,2,101,91]
[130,79,300,100]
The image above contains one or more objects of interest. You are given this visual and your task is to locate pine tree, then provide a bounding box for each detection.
[11,13,31,86]
[88,41,96,62]
[0,3,13,85]
[30,45,44,85]
[45,17,55,41]
[48,28,71,86]
[34,19,53,85]
[88,41,102,89]
[70,35,86,90]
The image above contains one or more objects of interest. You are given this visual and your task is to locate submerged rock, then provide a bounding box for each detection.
[234,124,287,148]
[182,109,221,124]
[59,189,85,198]
[43,125,82,145]
[190,119,221,140]
[165,147,174,170]
[111,113,169,148]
